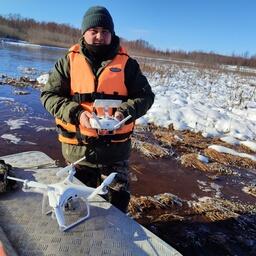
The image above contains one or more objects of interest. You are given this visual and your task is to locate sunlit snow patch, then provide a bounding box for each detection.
[34,126,55,132]
[18,66,37,75]
[240,141,256,152]
[37,74,49,85]
[220,136,240,145]
[197,154,209,163]
[209,145,256,161]
[5,119,29,130]
[220,136,256,152]
[1,134,21,144]
[136,116,148,126]
[0,97,15,102]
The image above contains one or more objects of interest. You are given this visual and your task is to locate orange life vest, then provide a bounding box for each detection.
[55,44,134,145]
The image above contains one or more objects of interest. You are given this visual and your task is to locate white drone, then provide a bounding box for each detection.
[7,156,117,232]
[89,99,131,132]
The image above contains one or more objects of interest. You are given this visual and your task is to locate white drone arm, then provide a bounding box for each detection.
[87,172,117,200]
[56,156,86,178]
[7,176,48,191]
[113,115,132,129]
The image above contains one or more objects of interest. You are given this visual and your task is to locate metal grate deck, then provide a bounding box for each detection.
[0,151,181,256]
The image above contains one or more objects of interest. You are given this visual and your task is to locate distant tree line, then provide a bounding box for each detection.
[121,38,256,69]
[0,14,80,47]
[1,14,256,68]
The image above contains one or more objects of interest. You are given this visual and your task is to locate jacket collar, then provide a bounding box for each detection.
[79,35,120,62]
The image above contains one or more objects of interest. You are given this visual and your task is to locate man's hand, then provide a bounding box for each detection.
[79,111,93,128]
[114,111,124,121]
[80,110,125,129]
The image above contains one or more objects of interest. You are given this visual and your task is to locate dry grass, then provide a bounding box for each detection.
[132,126,256,175]
[131,126,173,158]
[129,193,184,220]
[131,139,170,158]
[242,185,256,197]
[130,193,256,255]
[190,197,256,221]
[137,56,256,81]
[204,148,256,169]
[129,193,256,223]
[180,153,209,172]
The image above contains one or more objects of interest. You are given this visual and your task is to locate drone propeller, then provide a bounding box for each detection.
[87,172,117,200]
[56,156,86,177]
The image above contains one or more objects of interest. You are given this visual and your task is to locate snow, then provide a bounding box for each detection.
[2,39,65,50]
[132,61,256,161]
[37,74,49,84]
[220,136,241,145]
[209,145,256,161]
[0,97,14,102]
[197,154,209,163]
[220,136,256,152]
[34,126,56,132]
[1,133,37,145]
[143,65,256,141]
[5,119,29,130]
[240,141,256,152]
[1,134,21,144]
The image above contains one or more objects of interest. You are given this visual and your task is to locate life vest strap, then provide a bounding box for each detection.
[56,125,132,144]
[72,92,128,103]
[56,124,85,144]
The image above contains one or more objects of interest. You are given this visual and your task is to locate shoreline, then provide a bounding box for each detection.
[0,37,68,50]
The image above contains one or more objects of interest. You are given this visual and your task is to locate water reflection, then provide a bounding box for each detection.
[0,40,66,77]
[0,41,63,159]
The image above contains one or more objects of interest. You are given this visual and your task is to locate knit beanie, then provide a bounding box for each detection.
[81,6,114,35]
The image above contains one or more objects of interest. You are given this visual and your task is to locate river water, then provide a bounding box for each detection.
[1,41,256,255]
[0,41,66,162]
[0,40,65,77]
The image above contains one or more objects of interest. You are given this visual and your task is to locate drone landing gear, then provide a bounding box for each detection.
[43,195,90,231]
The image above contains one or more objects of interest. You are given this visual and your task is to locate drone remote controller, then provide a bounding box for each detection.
[89,99,132,132]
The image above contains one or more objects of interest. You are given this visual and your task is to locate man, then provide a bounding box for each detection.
[41,6,154,212]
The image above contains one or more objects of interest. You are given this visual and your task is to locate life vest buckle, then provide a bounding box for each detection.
[74,92,82,104]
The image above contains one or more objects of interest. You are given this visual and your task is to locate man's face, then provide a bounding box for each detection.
[83,27,112,45]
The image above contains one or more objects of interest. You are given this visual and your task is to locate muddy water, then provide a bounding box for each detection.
[131,155,256,205]
[130,153,206,198]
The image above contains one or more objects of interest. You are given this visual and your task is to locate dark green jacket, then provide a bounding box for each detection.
[41,36,154,166]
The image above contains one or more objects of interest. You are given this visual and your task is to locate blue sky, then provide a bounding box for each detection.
[1,0,255,56]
